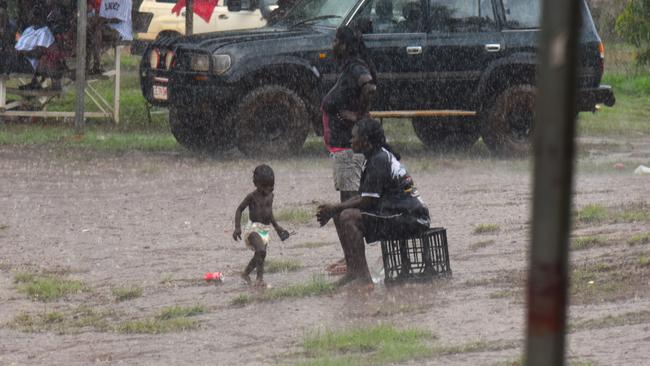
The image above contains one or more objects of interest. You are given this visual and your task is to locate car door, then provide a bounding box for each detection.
[422,0,504,110]
[355,0,429,110]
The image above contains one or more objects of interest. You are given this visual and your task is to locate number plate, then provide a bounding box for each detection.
[153,85,168,101]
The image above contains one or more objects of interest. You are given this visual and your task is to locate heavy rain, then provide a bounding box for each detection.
[0,0,648,365]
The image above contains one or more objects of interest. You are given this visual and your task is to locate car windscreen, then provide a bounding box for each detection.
[276,0,359,28]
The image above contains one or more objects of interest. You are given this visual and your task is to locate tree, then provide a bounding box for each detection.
[616,0,650,64]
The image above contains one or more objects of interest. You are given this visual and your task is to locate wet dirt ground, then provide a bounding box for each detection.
[1,136,649,365]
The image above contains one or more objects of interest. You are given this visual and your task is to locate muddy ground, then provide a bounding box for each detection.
[0,136,649,366]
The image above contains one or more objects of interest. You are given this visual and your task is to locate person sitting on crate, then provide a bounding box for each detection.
[87,0,132,75]
[316,117,430,286]
[14,5,65,90]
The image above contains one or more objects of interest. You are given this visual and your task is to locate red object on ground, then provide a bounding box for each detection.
[613,163,625,170]
[172,0,220,23]
[204,271,223,282]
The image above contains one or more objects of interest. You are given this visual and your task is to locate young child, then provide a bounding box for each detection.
[233,164,290,287]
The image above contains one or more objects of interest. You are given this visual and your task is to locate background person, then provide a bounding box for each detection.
[316,118,430,286]
[88,0,132,74]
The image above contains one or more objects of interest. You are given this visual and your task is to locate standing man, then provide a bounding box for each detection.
[320,25,376,275]
[88,0,132,74]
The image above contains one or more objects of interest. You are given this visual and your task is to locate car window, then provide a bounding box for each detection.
[359,0,426,34]
[429,0,496,33]
[278,0,358,28]
[501,0,540,29]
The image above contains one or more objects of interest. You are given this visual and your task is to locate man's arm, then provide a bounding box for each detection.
[316,196,377,226]
[358,73,377,118]
[233,194,252,240]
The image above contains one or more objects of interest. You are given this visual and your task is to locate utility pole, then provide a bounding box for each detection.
[74,0,87,133]
[186,0,194,36]
[525,0,582,365]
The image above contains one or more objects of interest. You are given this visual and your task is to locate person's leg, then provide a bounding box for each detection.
[246,233,267,286]
[336,208,371,285]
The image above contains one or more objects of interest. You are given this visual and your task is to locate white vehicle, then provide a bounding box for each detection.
[136,0,271,43]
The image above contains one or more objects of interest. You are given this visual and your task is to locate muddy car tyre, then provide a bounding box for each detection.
[169,107,235,152]
[412,116,479,152]
[235,85,310,156]
[481,84,536,155]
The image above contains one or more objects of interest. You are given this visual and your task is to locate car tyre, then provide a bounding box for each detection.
[235,85,310,156]
[411,116,479,152]
[481,84,536,155]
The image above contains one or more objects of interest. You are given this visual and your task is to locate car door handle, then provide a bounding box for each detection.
[219,14,229,20]
[406,46,422,55]
[485,44,501,52]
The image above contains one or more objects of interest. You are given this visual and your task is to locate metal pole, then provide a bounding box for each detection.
[185,0,193,36]
[74,0,88,133]
[525,0,582,365]
[114,46,122,124]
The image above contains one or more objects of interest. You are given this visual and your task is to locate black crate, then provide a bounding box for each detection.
[380,227,451,283]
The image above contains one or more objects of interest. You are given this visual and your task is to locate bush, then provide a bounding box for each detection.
[615,0,650,64]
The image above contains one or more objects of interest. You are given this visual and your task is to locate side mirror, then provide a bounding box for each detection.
[227,0,258,12]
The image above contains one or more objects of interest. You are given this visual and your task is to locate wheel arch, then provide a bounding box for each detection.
[474,54,537,111]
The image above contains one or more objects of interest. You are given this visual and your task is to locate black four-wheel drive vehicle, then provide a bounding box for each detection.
[140,0,615,155]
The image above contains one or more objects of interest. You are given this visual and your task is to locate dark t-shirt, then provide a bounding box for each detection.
[321,58,373,148]
[359,147,430,241]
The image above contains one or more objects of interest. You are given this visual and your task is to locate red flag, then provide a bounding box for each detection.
[171,0,219,23]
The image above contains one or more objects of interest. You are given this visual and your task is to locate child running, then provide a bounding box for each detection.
[233,164,290,287]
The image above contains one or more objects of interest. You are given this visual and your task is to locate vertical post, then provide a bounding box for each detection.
[185,0,193,36]
[0,77,6,109]
[75,0,88,133]
[525,0,582,365]
[114,46,122,124]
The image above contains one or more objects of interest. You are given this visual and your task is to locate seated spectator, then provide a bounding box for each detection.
[14,5,64,90]
[88,0,132,74]
[397,1,423,33]
[373,0,396,33]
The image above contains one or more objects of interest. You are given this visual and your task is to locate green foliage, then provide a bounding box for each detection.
[265,258,303,273]
[9,306,114,334]
[615,0,650,64]
[14,273,87,302]
[472,224,500,235]
[112,286,143,302]
[571,235,607,250]
[628,232,650,245]
[117,305,205,334]
[299,325,434,366]
[575,204,608,224]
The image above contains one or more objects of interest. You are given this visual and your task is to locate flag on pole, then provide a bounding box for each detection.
[172,0,220,23]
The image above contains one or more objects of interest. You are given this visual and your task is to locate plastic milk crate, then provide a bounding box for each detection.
[380,227,452,284]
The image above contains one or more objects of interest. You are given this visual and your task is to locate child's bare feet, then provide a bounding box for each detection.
[240,272,252,285]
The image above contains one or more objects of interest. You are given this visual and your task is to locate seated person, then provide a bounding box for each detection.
[14,5,65,90]
[397,1,423,33]
[373,0,396,33]
[88,0,132,74]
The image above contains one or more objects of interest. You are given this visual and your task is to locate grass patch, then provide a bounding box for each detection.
[489,289,519,299]
[298,325,435,366]
[0,224,8,230]
[571,235,608,250]
[575,202,650,226]
[575,204,608,224]
[570,256,650,304]
[470,240,495,250]
[9,306,115,334]
[0,124,178,152]
[265,258,303,273]
[14,272,88,301]
[628,232,650,246]
[291,241,334,249]
[294,324,518,366]
[230,293,253,306]
[261,275,334,302]
[275,207,314,224]
[117,305,205,334]
[473,224,500,235]
[571,310,650,332]
[231,275,335,306]
[112,286,143,302]
[639,256,650,267]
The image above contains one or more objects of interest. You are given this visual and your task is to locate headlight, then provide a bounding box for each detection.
[149,48,160,69]
[190,54,210,72]
[212,54,231,75]
[164,50,175,70]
